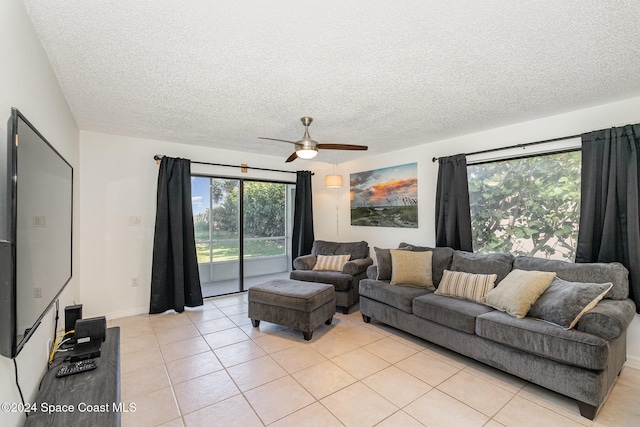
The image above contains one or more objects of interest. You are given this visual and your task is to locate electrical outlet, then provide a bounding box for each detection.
[131,277,139,287]
[34,287,42,298]
[129,216,142,226]
[33,216,46,227]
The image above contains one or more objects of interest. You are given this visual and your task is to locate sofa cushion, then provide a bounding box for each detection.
[476,310,610,370]
[373,246,410,281]
[398,243,454,286]
[313,254,351,271]
[528,278,613,329]
[513,256,629,300]
[435,270,497,303]
[312,240,369,260]
[290,270,354,291]
[359,279,432,313]
[390,250,434,289]
[483,270,556,319]
[450,251,514,284]
[413,293,494,334]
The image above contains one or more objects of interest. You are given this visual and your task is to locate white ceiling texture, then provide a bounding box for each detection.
[23,0,640,164]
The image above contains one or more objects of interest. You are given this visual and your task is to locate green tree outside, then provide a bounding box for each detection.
[193,179,287,262]
[243,181,286,238]
[467,151,581,260]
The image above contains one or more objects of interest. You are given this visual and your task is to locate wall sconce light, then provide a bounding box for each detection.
[325,174,343,188]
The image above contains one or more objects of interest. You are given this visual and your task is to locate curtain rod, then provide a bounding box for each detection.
[431,133,582,162]
[153,154,312,175]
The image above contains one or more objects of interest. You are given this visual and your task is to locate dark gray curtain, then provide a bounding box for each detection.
[576,124,640,312]
[150,157,203,314]
[435,154,473,251]
[292,171,315,266]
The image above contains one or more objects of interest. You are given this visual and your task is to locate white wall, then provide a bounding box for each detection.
[78,131,323,318]
[313,95,640,368]
[0,2,80,427]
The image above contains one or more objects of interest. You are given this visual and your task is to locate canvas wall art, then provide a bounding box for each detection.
[350,162,418,228]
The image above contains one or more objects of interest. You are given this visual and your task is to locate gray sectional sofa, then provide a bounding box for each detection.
[359,243,636,420]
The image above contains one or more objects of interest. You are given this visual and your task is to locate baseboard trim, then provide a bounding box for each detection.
[106,306,148,320]
[625,354,640,370]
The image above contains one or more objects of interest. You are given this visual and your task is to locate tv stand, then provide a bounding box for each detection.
[24,327,121,427]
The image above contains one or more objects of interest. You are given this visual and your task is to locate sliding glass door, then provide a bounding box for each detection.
[192,176,294,297]
[242,181,290,289]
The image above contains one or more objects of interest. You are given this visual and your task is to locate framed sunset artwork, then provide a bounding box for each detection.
[350,162,418,228]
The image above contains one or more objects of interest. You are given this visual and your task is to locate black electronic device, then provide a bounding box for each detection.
[69,316,106,361]
[67,345,101,362]
[64,304,82,342]
[0,108,73,359]
[74,316,106,343]
[55,359,97,378]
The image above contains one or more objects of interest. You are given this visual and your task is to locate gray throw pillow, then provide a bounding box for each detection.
[451,251,514,284]
[528,277,613,329]
[374,247,392,281]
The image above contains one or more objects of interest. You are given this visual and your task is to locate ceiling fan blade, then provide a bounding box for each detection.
[258,137,298,145]
[318,143,368,151]
[285,152,298,163]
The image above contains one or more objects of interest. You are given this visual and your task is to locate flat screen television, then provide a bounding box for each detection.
[0,108,73,359]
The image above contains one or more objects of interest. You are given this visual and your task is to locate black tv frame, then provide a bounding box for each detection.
[0,108,73,359]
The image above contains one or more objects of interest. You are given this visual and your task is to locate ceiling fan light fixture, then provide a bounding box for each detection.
[296,148,318,159]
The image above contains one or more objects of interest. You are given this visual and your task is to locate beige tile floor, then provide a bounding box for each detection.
[111,293,640,427]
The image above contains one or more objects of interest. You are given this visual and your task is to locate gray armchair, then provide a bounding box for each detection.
[290,240,373,314]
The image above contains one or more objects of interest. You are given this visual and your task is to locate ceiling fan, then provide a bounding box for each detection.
[259,117,368,162]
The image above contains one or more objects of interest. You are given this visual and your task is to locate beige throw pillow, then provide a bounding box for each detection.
[390,249,434,290]
[435,270,497,303]
[483,269,556,318]
[313,254,351,271]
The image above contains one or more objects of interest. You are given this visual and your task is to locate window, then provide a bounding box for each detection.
[467,150,581,261]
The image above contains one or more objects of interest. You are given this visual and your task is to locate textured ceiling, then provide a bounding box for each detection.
[23,0,640,164]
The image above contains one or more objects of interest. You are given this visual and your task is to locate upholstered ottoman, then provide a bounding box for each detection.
[248,279,335,340]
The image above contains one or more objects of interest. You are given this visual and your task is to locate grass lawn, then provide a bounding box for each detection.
[196,239,285,262]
